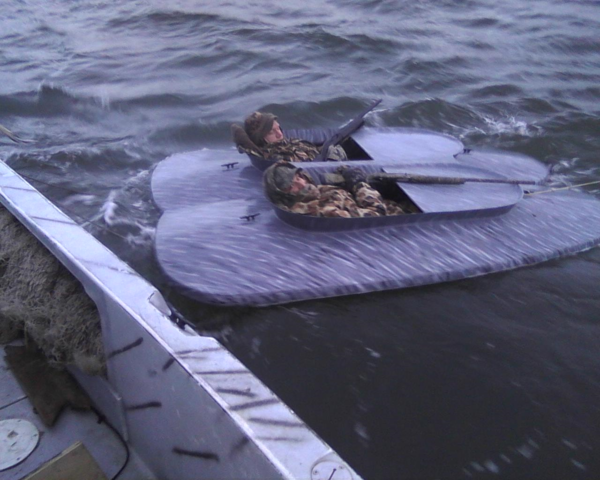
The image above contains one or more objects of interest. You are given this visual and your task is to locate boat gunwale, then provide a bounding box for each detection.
[270,197,519,232]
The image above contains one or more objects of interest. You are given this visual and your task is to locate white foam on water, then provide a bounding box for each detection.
[251,337,262,356]
[528,438,540,449]
[516,443,535,459]
[365,347,381,358]
[282,306,320,320]
[368,109,387,128]
[484,459,500,474]
[100,189,119,225]
[124,224,155,247]
[62,193,98,206]
[562,439,577,450]
[482,115,543,137]
[571,459,587,471]
[455,114,544,139]
[354,422,370,442]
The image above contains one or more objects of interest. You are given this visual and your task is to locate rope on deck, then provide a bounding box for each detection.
[524,179,600,196]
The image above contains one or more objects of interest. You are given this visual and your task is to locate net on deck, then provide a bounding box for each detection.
[0,206,105,375]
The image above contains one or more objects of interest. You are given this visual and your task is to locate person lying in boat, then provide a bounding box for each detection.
[231,111,347,162]
[264,161,406,218]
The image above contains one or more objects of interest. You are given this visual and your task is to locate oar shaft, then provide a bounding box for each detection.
[323,172,538,186]
[368,173,538,185]
[368,173,465,184]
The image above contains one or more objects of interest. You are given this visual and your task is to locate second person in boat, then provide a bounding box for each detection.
[232,111,347,163]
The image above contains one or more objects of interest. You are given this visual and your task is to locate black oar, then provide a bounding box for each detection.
[323,172,540,186]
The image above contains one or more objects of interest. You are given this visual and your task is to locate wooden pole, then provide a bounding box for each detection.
[323,172,539,186]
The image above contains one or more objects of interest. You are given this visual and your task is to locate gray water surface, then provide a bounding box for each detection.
[1,1,599,478]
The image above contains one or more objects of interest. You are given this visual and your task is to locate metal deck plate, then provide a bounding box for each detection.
[0,419,40,471]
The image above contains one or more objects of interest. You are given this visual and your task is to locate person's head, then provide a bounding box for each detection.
[244,111,284,147]
[263,161,318,207]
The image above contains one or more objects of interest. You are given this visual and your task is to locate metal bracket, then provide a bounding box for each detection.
[164,300,196,331]
[240,213,260,222]
[453,148,472,158]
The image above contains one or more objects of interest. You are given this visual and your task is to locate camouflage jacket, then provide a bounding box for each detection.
[239,137,347,163]
[286,182,404,218]
[260,138,321,163]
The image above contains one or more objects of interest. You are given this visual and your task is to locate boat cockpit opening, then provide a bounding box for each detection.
[369,177,422,214]
[339,136,373,161]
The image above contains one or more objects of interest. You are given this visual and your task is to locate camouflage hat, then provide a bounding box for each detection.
[272,163,299,191]
[264,161,309,208]
[244,111,277,146]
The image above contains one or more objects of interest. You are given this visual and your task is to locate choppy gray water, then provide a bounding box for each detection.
[1,1,599,478]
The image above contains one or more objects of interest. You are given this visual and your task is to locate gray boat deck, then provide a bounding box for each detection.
[152,147,600,306]
[0,344,155,480]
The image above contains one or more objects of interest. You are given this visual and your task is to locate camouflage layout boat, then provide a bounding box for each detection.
[151,126,600,306]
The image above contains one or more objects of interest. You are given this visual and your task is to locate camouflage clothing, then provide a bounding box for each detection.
[261,138,321,163]
[264,162,405,218]
[288,182,400,218]
[244,139,347,163]
[234,111,348,162]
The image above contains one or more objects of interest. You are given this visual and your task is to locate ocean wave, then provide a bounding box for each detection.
[535,34,600,55]
[228,25,403,61]
[470,84,525,99]
[375,99,552,156]
[543,112,600,138]
[257,96,376,129]
[378,98,481,132]
[0,84,208,120]
[463,40,496,51]
[112,92,195,109]
[106,8,248,34]
[6,144,153,175]
[454,17,501,28]
[0,85,102,118]
[401,56,473,77]
[148,121,234,148]
[307,29,400,54]
[514,98,560,115]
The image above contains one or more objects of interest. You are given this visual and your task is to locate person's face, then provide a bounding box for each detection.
[264,120,284,143]
[287,173,308,194]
